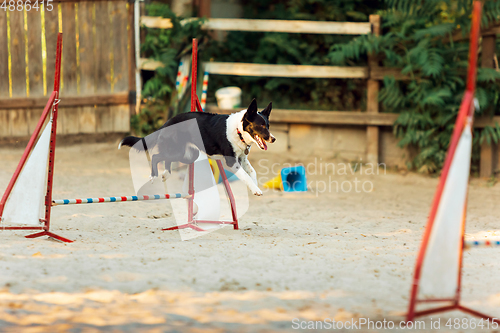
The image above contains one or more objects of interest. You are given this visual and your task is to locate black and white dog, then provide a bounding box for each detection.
[119,99,275,196]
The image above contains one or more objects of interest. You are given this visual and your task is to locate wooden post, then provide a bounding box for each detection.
[366,15,380,165]
[479,35,497,178]
[128,0,136,117]
[196,0,211,17]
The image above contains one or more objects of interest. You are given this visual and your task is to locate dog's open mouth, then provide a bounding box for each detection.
[254,135,267,150]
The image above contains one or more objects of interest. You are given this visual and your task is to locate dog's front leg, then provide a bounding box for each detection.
[226,157,262,196]
[234,167,262,196]
[241,157,258,186]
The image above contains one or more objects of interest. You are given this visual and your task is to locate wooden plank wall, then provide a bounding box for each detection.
[0,10,10,135]
[0,1,130,138]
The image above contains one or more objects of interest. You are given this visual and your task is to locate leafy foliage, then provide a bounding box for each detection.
[131,3,207,135]
[329,0,500,173]
[138,1,500,174]
[201,0,385,110]
[131,99,169,136]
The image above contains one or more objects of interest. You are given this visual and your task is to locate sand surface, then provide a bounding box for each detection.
[0,142,499,332]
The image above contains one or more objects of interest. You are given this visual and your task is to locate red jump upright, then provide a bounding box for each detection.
[163,38,239,232]
[406,1,499,323]
[0,33,72,242]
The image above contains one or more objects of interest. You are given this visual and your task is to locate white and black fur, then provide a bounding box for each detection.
[119,99,275,196]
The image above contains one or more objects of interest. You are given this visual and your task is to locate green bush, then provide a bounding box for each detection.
[329,0,500,173]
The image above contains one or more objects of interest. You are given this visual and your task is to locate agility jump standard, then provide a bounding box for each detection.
[0,34,69,242]
[406,1,499,323]
[56,39,239,233]
[51,38,238,234]
[162,38,239,232]
[0,35,238,242]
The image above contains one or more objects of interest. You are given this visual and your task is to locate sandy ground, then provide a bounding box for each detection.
[0,142,499,332]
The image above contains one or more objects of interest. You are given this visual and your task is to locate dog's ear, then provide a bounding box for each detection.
[261,102,272,118]
[244,99,258,120]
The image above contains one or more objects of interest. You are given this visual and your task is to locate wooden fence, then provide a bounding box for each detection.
[0,0,135,138]
[140,16,500,174]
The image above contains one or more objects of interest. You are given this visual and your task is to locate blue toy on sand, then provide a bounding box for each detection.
[263,166,307,192]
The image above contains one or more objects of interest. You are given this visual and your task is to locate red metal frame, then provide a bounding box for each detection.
[406,2,498,323]
[163,38,239,232]
[0,33,72,242]
[0,91,56,217]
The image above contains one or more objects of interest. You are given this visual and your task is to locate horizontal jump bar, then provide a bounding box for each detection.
[52,193,190,206]
[464,239,500,249]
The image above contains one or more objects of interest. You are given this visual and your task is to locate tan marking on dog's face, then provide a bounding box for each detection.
[242,100,275,150]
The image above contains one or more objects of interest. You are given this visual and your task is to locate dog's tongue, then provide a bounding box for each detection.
[263,141,267,150]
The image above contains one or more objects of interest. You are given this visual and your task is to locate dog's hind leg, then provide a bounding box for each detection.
[150,153,163,182]
[179,146,200,165]
[162,161,172,182]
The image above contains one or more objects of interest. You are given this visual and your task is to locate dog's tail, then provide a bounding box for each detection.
[119,130,161,151]
[118,136,146,150]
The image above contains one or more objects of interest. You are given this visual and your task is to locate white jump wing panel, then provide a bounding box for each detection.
[418,123,472,299]
[190,153,220,222]
[2,121,52,226]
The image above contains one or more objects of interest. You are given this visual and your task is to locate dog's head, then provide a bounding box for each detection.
[242,99,276,151]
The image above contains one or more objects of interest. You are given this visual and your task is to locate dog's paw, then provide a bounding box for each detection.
[252,187,263,196]
[149,175,157,184]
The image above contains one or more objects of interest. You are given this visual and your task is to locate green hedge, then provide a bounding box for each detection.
[138,0,500,174]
